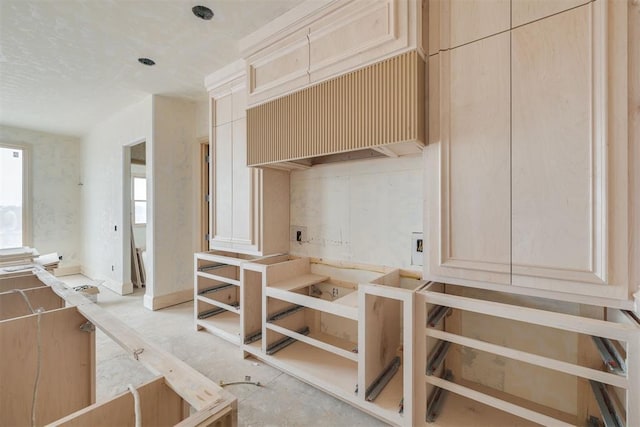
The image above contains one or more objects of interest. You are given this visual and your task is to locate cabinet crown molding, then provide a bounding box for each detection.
[238,0,336,56]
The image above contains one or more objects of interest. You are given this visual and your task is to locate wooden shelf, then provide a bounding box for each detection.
[428,392,539,427]
[258,339,358,396]
[197,311,241,344]
[268,273,329,292]
[266,323,358,361]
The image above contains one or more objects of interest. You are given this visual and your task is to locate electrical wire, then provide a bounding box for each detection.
[128,384,142,427]
[31,310,43,427]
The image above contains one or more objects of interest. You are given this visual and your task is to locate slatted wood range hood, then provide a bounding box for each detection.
[246,50,426,168]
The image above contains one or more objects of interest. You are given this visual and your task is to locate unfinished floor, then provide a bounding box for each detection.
[60,275,385,426]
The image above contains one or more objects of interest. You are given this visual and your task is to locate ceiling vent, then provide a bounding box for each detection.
[247,50,425,168]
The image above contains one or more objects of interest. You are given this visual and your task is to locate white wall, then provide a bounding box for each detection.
[0,125,81,269]
[289,155,422,269]
[145,95,198,309]
[80,97,152,295]
[194,97,209,140]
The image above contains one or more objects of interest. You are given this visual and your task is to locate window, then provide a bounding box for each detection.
[132,176,147,225]
[0,145,29,249]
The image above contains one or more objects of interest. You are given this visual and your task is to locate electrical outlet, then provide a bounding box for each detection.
[411,232,424,266]
[290,225,307,243]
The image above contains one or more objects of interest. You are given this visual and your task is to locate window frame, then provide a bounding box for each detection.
[131,174,147,227]
[0,142,32,249]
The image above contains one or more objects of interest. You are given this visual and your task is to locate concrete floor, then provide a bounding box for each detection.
[60,275,387,427]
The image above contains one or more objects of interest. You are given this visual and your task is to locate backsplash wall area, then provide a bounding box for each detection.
[289,155,422,269]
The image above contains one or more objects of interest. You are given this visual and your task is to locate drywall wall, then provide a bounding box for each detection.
[145,95,198,309]
[290,155,422,269]
[195,97,209,140]
[0,125,81,270]
[80,97,152,295]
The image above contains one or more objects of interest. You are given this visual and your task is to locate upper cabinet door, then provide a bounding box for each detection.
[308,0,410,83]
[511,1,629,298]
[436,0,510,50]
[212,121,233,245]
[246,28,310,107]
[512,0,585,27]
[425,33,511,286]
[231,117,254,247]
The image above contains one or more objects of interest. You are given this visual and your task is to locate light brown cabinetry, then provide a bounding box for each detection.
[241,0,427,107]
[431,0,510,50]
[511,1,629,298]
[511,0,585,27]
[206,61,290,256]
[426,0,632,302]
[426,33,511,286]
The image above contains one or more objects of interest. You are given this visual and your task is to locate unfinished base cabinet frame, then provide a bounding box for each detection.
[414,284,640,427]
[194,251,268,345]
[240,257,424,426]
[0,267,237,427]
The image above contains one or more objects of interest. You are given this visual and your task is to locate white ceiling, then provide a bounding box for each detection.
[0,0,301,137]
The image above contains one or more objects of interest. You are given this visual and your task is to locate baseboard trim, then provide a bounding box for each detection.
[79,267,132,296]
[147,288,193,311]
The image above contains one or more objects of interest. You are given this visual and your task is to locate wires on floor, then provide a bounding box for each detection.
[219,376,261,388]
[128,384,142,427]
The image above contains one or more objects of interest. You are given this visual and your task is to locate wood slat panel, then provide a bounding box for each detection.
[247,50,425,166]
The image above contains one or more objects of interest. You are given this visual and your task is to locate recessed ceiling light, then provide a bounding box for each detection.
[192,5,214,20]
[138,58,155,66]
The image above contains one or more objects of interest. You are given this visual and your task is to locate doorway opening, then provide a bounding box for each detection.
[124,140,147,291]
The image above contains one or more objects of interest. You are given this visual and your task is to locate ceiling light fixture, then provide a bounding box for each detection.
[192,5,214,20]
[138,58,156,66]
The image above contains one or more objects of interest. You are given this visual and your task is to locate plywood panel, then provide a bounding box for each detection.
[53,377,184,427]
[0,307,93,426]
[427,33,510,285]
[0,286,64,320]
[363,294,401,390]
[0,273,44,292]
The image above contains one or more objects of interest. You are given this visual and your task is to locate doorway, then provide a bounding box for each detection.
[124,140,148,291]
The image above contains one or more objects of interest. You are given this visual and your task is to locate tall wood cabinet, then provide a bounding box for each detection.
[206,61,290,256]
[425,0,633,303]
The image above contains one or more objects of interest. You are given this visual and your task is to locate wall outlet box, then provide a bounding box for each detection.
[411,232,423,266]
[290,225,307,243]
